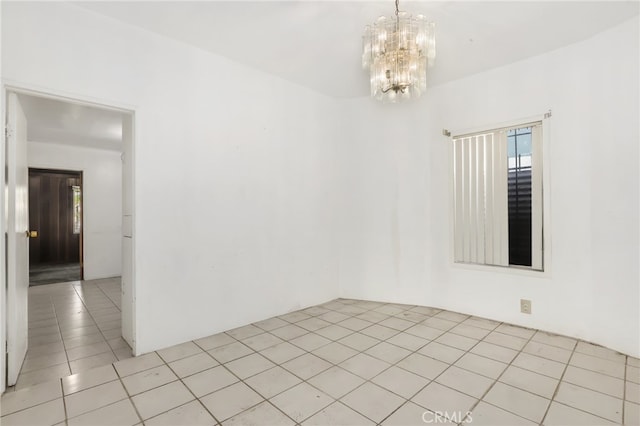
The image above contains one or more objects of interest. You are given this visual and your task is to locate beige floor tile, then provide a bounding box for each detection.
[131,381,194,420]
[278,311,312,323]
[168,352,219,378]
[628,365,640,384]
[405,324,444,340]
[64,332,106,350]
[146,400,217,426]
[270,382,334,423]
[338,333,380,351]
[156,341,202,363]
[365,342,412,364]
[483,382,550,423]
[199,381,264,422]
[483,331,528,351]
[308,366,365,398]
[182,365,238,397]
[498,365,558,399]
[121,365,178,395]
[297,317,332,331]
[625,401,640,426]
[223,401,295,426]
[67,398,140,426]
[512,352,566,379]
[290,332,332,351]
[468,401,536,425]
[207,341,254,364]
[225,353,275,379]
[386,333,428,351]
[253,316,289,331]
[341,382,404,423]
[569,352,625,379]
[226,324,264,340]
[397,353,448,380]
[395,311,429,323]
[340,353,390,380]
[245,366,302,398]
[24,341,66,359]
[544,401,617,425]
[412,382,476,423]
[418,341,465,364]
[494,324,535,339]
[563,365,624,398]
[1,379,62,416]
[312,342,359,364]
[15,363,71,390]
[379,317,414,331]
[282,353,332,379]
[62,364,119,395]
[575,341,626,363]
[0,398,65,426]
[304,401,374,426]
[471,341,518,363]
[531,331,577,350]
[318,311,351,324]
[270,324,309,340]
[70,351,118,374]
[422,317,457,331]
[114,352,164,377]
[66,341,111,361]
[359,324,399,340]
[193,332,235,351]
[20,351,67,373]
[372,366,429,399]
[64,380,128,418]
[382,401,444,425]
[628,356,640,368]
[436,366,493,399]
[524,340,573,363]
[454,352,507,379]
[241,333,284,351]
[435,332,478,351]
[554,381,623,423]
[627,381,640,404]
[450,323,491,340]
[316,324,355,340]
[260,341,305,364]
[338,317,374,331]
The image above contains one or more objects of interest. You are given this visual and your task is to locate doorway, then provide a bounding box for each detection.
[28,168,83,285]
[2,87,136,391]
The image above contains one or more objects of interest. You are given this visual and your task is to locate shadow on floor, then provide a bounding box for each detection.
[29,263,81,286]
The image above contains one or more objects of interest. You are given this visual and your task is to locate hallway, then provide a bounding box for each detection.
[8,277,132,391]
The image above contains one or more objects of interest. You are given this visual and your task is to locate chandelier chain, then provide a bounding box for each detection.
[395,0,399,15]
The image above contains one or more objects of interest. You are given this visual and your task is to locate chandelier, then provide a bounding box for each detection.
[362,0,436,102]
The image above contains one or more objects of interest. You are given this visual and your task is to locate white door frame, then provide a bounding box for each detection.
[1,82,137,392]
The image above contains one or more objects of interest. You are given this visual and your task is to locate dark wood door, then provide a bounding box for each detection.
[29,169,82,268]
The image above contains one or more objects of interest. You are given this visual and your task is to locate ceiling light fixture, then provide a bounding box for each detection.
[362,0,436,102]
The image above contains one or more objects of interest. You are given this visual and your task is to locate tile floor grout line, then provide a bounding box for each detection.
[539,332,579,425]
[69,280,124,371]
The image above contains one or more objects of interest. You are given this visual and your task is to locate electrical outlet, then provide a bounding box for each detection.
[520,299,532,314]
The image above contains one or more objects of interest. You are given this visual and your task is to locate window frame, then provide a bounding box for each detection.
[447,113,552,277]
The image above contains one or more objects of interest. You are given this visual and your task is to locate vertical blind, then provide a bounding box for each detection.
[452,122,543,270]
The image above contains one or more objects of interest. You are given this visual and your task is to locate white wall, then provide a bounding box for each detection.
[27,141,122,280]
[338,17,640,357]
[2,2,340,354]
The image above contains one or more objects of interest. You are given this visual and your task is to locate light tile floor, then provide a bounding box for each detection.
[2,298,639,425]
[6,277,132,392]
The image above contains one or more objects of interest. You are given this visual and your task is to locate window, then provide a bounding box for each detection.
[452,120,543,270]
[72,185,81,235]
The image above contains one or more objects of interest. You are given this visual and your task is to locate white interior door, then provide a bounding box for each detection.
[121,114,135,351]
[6,92,30,386]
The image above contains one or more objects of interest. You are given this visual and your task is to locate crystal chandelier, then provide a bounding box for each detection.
[362,0,436,102]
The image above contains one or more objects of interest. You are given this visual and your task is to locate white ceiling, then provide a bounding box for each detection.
[18,94,124,151]
[74,1,640,98]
